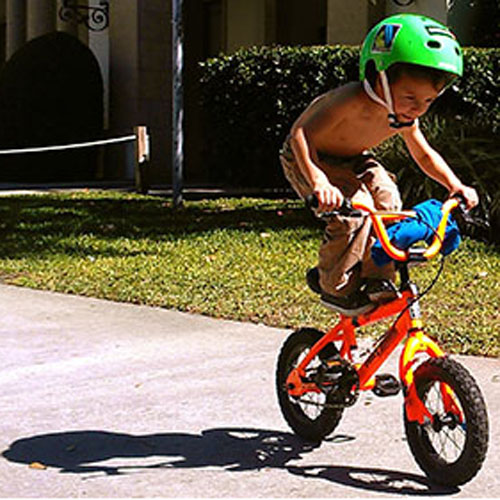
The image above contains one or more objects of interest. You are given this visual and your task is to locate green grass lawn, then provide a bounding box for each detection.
[0,190,498,357]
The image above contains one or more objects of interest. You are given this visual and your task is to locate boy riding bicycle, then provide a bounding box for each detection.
[280,13,478,316]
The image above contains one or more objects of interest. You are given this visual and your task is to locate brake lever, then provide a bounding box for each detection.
[305,194,364,218]
[456,200,475,225]
[452,194,490,230]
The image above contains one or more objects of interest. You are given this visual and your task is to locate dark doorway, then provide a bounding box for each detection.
[0,31,104,183]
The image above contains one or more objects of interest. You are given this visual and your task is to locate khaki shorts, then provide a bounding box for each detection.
[280,136,402,297]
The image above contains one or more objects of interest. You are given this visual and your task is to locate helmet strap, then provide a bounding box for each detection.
[363,71,415,129]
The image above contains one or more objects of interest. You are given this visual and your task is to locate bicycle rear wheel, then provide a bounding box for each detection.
[276,328,344,442]
[404,357,489,486]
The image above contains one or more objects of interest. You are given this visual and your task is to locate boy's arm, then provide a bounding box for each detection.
[402,123,479,209]
[289,92,347,211]
[289,126,343,211]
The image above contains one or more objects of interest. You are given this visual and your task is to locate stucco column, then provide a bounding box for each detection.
[89,27,109,128]
[27,0,56,41]
[6,0,27,59]
[109,0,139,179]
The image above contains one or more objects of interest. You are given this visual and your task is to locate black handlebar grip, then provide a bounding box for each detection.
[305,194,362,217]
[451,193,475,224]
[305,194,318,209]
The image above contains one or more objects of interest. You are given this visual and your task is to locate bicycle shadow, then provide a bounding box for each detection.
[286,464,458,496]
[2,427,458,496]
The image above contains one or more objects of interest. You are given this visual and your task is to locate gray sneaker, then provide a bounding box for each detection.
[320,290,375,316]
[364,278,401,303]
[306,267,322,294]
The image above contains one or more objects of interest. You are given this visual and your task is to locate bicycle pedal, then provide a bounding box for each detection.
[372,374,401,397]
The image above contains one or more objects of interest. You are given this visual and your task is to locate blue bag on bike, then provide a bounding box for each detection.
[371,198,461,267]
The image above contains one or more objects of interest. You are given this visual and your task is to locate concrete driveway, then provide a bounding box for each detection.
[0,284,498,498]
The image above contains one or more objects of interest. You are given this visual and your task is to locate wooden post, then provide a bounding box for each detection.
[134,125,150,194]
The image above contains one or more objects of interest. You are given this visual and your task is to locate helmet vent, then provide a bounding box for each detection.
[425,26,455,39]
[427,40,442,49]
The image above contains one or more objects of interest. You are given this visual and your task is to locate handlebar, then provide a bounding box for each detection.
[306,194,467,262]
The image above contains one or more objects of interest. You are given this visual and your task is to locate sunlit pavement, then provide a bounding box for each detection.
[0,284,498,498]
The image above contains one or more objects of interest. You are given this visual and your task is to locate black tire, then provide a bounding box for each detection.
[404,357,489,486]
[276,328,344,442]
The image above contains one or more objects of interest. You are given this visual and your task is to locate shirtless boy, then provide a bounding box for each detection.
[280,13,478,316]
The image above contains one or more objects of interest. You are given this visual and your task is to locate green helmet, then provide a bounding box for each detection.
[360,13,463,81]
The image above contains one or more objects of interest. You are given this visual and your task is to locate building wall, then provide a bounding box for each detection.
[106,0,173,183]
[0,0,172,184]
[108,0,139,180]
[137,1,171,184]
[0,0,455,187]
[386,0,447,23]
[106,0,172,184]
[0,2,5,62]
[276,0,327,46]
[325,0,447,46]
[226,0,266,53]
[327,0,371,45]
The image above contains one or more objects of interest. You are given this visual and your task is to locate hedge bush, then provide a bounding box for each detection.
[200,45,499,241]
[200,46,359,187]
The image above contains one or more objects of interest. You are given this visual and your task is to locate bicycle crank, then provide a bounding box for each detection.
[314,357,360,407]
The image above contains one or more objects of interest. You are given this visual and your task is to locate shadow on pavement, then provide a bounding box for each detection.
[2,427,458,496]
[286,464,458,496]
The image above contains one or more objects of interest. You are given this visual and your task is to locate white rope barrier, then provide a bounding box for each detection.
[0,134,137,155]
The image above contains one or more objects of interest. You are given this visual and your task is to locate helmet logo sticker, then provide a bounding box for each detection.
[372,24,402,52]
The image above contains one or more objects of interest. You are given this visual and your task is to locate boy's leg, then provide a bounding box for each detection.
[358,158,402,212]
[279,140,393,301]
[357,158,402,284]
[318,182,374,297]
[280,140,373,298]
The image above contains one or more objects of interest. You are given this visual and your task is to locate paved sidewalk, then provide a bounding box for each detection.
[0,284,498,498]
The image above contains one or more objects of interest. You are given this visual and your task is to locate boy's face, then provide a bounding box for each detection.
[389,74,442,122]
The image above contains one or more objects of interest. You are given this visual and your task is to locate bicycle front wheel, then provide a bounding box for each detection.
[276,328,344,442]
[404,357,489,486]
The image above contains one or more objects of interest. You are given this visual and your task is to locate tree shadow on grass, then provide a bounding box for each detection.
[0,195,317,259]
[2,427,458,496]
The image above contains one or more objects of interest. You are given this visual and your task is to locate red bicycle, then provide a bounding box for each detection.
[276,196,489,486]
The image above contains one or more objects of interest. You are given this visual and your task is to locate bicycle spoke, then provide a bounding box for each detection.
[420,378,470,464]
[405,357,488,486]
[290,348,327,420]
[277,328,345,442]
[441,427,465,454]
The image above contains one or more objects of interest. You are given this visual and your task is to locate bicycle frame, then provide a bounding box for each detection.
[286,197,464,425]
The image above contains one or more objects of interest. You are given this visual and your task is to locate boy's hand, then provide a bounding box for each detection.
[313,178,344,212]
[450,185,479,210]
